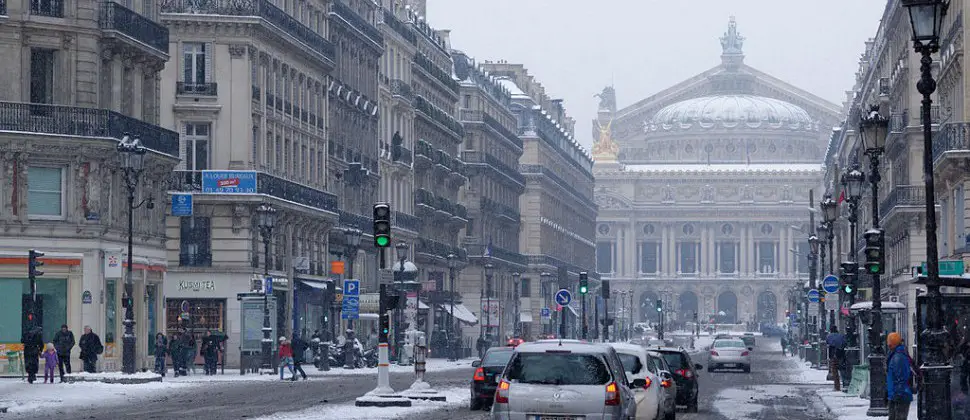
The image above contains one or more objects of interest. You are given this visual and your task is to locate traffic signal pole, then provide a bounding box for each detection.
[376,284,393,394]
[27,250,44,330]
[580,272,588,340]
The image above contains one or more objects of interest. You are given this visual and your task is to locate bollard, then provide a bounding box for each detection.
[414,344,426,384]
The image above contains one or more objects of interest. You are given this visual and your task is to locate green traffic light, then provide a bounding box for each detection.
[844,285,854,293]
[868,265,880,274]
[579,286,588,294]
[376,236,390,247]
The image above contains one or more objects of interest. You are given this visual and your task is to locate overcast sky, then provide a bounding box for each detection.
[428,0,890,149]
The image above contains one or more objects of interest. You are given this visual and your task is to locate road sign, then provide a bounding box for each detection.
[822,275,840,294]
[922,260,965,276]
[825,296,839,311]
[343,279,360,296]
[540,307,551,319]
[265,276,273,294]
[555,289,572,306]
[171,193,193,216]
[341,296,359,320]
[807,289,820,303]
[808,302,819,313]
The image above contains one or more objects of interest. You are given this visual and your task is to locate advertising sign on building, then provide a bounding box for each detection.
[201,171,258,194]
[405,292,418,327]
[239,296,278,352]
[104,251,123,278]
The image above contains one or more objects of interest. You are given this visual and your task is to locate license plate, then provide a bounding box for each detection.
[724,363,737,367]
[535,417,578,420]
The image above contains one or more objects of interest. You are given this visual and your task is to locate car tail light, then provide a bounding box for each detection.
[741,351,750,357]
[675,369,693,379]
[494,380,510,404]
[605,382,621,406]
[661,379,672,388]
[642,377,653,389]
[710,351,719,356]
[473,367,485,382]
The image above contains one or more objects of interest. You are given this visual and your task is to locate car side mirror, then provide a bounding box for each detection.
[631,378,648,389]
[694,363,704,370]
[659,371,673,381]
[748,347,754,351]
[471,360,481,368]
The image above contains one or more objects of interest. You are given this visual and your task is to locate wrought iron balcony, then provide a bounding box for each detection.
[415,188,436,210]
[169,170,338,214]
[394,211,421,233]
[100,1,169,54]
[889,112,906,133]
[466,243,527,266]
[179,252,212,267]
[1,0,7,16]
[481,196,520,223]
[389,79,414,102]
[415,238,467,261]
[919,105,941,125]
[394,145,413,165]
[462,150,525,186]
[339,211,373,235]
[160,0,335,63]
[879,185,925,220]
[484,114,523,149]
[414,53,460,94]
[31,0,62,17]
[519,164,590,204]
[932,122,970,164]
[414,95,463,139]
[330,0,383,46]
[0,101,179,155]
[177,82,218,96]
[382,9,416,44]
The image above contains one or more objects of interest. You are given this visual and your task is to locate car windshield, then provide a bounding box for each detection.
[616,353,642,374]
[505,352,612,385]
[483,349,514,367]
[715,340,746,348]
[660,352,688,370]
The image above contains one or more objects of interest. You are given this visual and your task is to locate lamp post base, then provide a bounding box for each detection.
[867,352,889,416]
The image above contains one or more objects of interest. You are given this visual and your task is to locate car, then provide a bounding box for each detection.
[646,351,678,420]
[470,346,515,410]
[610,343,672,420]
[714,333,733,340]
[491,341,638,420]
[708,339,752,372]
[740,335,756,349]
[652,347,702,413]
[506,337,525,347]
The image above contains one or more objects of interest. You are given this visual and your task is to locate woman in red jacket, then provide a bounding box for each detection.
[278,336,295,381]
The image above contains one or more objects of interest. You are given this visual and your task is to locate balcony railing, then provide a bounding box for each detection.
[160,0,335,63]
[484,114,523,149]
[169,170,338,214]
[481,196,520,222]
[339,211,373,234]
[395,145,413,165]
[415,238,466,261]
[519,164,591,204]
[415,188,435,208]
[176,82,218,96]
[462,150,525,186]
[1,0,7,16]
[880,185,925,219]
[889,112,906,133]
[389,79,414,102]
[382,9,416,44]
[414,95,463,139]
[414,53,460,94]
[100,1,170,53]
[466,243,527,266]
[394,211,421,233]
[330,0,383,46]
[919,105,941,125]
[932,122,970,163]
[31,0,63,17]
[0,101,179,155]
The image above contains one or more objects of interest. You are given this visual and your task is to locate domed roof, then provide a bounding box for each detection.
[645,95,817,132]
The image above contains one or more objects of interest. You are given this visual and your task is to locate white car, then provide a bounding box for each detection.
[611,343,671,420]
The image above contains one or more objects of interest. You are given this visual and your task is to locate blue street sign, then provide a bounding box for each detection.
[341,296,359,320]
[201,170,258,194]
[343,279,360,296]
[807,289,820,303]
[555,289,572,306]
[265,276,273,295]
[822,275,840,294]
[171,193,193,216]
[540,307,551,319]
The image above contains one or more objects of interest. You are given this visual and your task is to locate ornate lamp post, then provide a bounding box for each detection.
[807,233,820,365]
[255,203,278,374]
[842,165,865,356]
[859,104,890,416]
[118,133,150,375]
[481,261,494,350]
[512,272,521,339]
[822,195,838,336]
[816,222,830,339]
[446,253,459,361]
[901,1,952,417]
[394,241,409,360]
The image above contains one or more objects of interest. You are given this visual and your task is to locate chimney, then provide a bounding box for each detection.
[407,0,426,16]
[437,29,451,49]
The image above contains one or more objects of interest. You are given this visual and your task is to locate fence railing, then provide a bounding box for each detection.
[879,185,925,219]
[932,122,970,163]
[100,1,170,53]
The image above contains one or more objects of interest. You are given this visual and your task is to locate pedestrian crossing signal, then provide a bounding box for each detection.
[843,284,854,294]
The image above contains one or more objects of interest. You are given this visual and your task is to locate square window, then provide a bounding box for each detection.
[27,166,63,218]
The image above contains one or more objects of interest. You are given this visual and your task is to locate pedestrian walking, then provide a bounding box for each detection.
[200,330,221,375]
[42,343,58,384]
[78,326,103,374]
[169,331,185,377]
[181,330,195,374]
[290,333,308,380]
[278,336,295,380]
[886,332,913,420]
[957,334,970,395]
[826,325,846,391]
[154,333,168,376]
[52,324,75,381]
[21,326,43,383]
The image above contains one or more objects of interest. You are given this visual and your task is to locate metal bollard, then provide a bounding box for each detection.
[414,345,427,384]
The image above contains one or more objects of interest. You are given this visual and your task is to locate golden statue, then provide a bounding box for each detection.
[592,119,619,162]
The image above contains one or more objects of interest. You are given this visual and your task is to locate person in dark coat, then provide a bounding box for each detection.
[52,324,75,381]
[290,333,309,380]
[154,333,168,376]
[886,332,913,420]
[78,326,103,373]
[181,330,196,374]
[169,331,185,377]
[21,326,44,383]
[200,330,221,375]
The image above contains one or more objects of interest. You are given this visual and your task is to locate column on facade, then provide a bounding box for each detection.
[699,225,708,276]
[709,225,716,275]
[739,225,748,275]
[714,237,720,275]
[779,226,788,275]
[661,224,670,276]
[788,226,796,277]
[748,226,756,275]
[626,221,636,277]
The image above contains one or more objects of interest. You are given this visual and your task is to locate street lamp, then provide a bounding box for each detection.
[816,222,830,338]
[342,227,362,333]
[807,233,820,362]
[255,203,278,374]
[901,1,952,417]
[540,272,553,336]
[859,104,890,416]
[511,272,521,339]
[394,241,409,361]
[481,261,494,352]
[117,133,150,375]
[446,253,459,361]
[841,164,864,355]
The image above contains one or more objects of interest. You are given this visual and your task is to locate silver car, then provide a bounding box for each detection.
[491,341,638,420]
[707,339,752,372]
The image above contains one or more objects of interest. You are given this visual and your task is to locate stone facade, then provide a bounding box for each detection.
[594,18,841,330]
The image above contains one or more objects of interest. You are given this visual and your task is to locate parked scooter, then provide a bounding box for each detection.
[362,346,378,368]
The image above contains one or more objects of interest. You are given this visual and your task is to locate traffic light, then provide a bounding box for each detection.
[391,132,403,162]
[601,280,610,298]
[378,284,401,343]
[373,203,391,248]
[864,229,885,275]
[693,311,698,321]
[840,261,859,297]
[656,299,662,312]
[579,272,588,295]
[28,249,44,279]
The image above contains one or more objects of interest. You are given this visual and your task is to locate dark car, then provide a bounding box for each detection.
[470,346,514,410]
[740,334,756,349]
[654,347,703,412]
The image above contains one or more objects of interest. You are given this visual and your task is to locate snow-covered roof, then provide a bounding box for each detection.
[850,301,906,311]
[497,78,530,99]
[623,163,823,173]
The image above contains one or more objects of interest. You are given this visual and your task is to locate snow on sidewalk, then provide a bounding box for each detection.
[163,358,475,383]
[0,378,200,413]
[252,386,468,419]
[791,356,919,420]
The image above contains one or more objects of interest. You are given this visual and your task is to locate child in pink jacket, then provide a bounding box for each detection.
[42,343,58,384]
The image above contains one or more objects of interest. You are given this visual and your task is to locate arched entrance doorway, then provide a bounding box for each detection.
[717,291,738,324]
[757,291,777,325]
[679,291,699,318]
[639,291,659,322]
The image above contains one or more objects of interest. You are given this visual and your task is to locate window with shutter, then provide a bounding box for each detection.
[27,166,64,218]
[183,43,207,90]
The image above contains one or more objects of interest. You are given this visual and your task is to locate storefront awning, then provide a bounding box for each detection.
[438,304,478,325]
[520,312,534,323]
[300,280,331,290]
[567,305,579,317]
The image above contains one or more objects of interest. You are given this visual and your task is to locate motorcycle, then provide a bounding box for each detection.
[362,346,378,368]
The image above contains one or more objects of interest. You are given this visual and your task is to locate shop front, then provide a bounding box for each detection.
[164,272,246,368]
[294,277,333,339]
